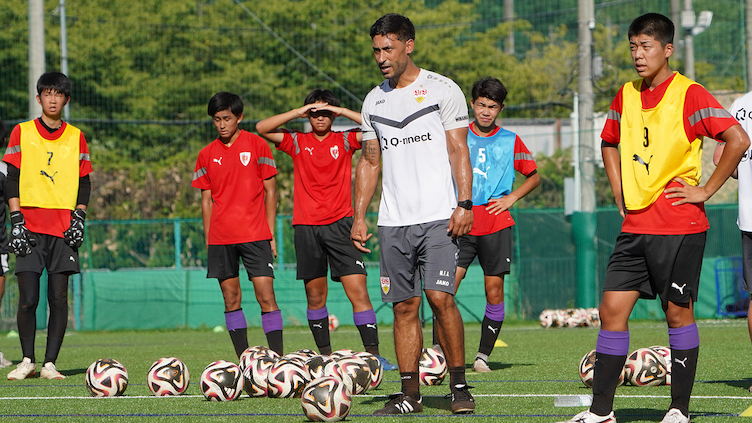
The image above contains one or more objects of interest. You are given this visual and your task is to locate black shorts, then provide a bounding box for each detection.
[603,232,706,306]
[294,216,366,281]
[457,227,512,275]
[207,241,275,280]
[741,231,752,293]
[15,233,80,275]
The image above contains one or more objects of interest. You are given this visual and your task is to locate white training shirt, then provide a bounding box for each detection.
[729,91,752,232]
[361,69,469,226]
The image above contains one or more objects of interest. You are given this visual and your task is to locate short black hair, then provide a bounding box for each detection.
[37,72,71,97]
[370,13,415,42]
[628,13,674,46]
[207,92,243,117]
[304,89,340,107]
[472,77,507,105]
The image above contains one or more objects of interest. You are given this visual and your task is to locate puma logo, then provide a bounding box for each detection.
[366,324,376,329]
[213,157,222,165]
[69,256,76,261]
[633,154,652,174]
[40,170,58,184]
[473,168,487,178]
[312,323,323,329]
[671,282,687,295]
[488,326,498,334]
[305,147,314,155]
[674,357,688,368]
[356,260,364,268]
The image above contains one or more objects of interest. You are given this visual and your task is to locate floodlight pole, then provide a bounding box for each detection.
[683,0,696,81]
[28,0,45,119]
[60,0,70,121]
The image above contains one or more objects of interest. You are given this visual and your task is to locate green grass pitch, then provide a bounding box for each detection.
[0,319,751,422]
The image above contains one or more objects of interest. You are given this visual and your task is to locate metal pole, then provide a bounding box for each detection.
[505,0,515,55]
[671,0,682,61]
[60,0,70,120]
[684,0,695,81]
[28,0,45,119]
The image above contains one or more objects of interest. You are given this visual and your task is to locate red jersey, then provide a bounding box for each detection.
[601,73,739,235]
[277,130,361,225]
[3,119,93,237]
[192,130,277,245]
[468,123,537,236]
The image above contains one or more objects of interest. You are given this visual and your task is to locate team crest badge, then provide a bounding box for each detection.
[330,145,339,160]
[414,86,427,103]
[380,277,390,294]
[239,152,251,166]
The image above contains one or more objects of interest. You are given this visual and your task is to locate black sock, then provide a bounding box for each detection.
[308,317,331,354]
[44,273,69,364]
[590,352,627,416]
[228,328,248,358]
[356,323,379,355]
[266,330,283,355]
[478,316,503,356]
[449,366,467,388]
[670,346,699,417]
[400,372,420,399]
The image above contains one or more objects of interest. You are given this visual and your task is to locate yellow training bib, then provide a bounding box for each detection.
[18,120,80,210]
[620,73,702,211]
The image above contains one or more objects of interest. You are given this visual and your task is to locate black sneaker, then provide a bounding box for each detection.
[450,384,475,414]
[373,392,423,415]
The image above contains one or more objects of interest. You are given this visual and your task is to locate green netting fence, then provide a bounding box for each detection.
[0,206,744,331]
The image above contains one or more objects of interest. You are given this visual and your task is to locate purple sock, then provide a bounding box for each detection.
[307,307,328,321]
[595,329,629,356]
[225,309,246,331]
[485,302,505,321]
[353,309,377,326]
[261,310,283,334]
[668,323,700,350]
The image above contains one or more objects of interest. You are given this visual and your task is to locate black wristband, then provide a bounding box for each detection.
[457,200,473,210]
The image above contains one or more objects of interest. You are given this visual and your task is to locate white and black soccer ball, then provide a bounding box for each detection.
[200,360,244,401]
[579,349,597,388]
[243,355,276,397]
[85,358,129,397]
[301,376,352,422]
[354,351,383,391]
[296,348,319,359]
[624,347,668,387]
[267,358,310,398]
[328,315,340,333]
[539,309,556,328]
[329,349,357,360]
[306,355,335,381]
[586,308,601,327]
[648,345,672,385]
[147,357,190,396]
[334,356,371,395]
[282,352,310,367]
[419,347,447,386]
[241,345,280,367]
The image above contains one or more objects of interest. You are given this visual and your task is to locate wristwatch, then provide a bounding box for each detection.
[457,200,473,210]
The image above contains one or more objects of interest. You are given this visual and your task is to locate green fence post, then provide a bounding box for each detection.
[73,273,81,330]
[174,219,182,270]
[572,211,597,308]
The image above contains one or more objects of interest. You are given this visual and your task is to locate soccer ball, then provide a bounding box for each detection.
[624,348,668,386]
[85,358,129,397]
[200,360,244,401]
[539,309,556,328]
[355,351,383,390]
[564,308,588,327]
[147,357,190,396]
[579,350,597,388]
[329,349,357,360]
[301,376,352,422]
[334,356,371,395]
[267,358,310,398]
[243,355,276,397]
[328,315,340,332]
[649,345,672,385]
[306,355,334,380]
[282,352,310,367]
[586,308,601,327]
[578,349,626,388]
[240,345,280,368]
[296,348,318,358]
[419,347,447,385]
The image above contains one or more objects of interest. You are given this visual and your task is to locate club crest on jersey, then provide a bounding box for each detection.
[239,152,251,166]
[380,277,390,294]
[330,145,339,160]
[414,86,427,103]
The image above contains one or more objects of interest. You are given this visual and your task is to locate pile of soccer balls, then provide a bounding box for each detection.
[579,346,672,388]
[539,308,600,328]
[84,356,191,398]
